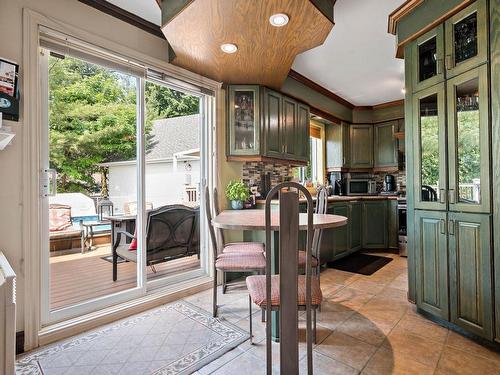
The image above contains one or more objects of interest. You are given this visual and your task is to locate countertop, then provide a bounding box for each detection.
[255,194,399,205]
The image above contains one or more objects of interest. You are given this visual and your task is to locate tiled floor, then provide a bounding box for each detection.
[186,252,500,375]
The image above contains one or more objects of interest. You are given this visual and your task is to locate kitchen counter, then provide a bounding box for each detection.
[255,194,399,205]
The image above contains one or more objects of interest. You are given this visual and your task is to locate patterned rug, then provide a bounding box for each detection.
[16,301,249,375]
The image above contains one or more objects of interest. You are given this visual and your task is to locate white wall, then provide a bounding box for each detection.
[0,0,169,331]
[108,160,201,214]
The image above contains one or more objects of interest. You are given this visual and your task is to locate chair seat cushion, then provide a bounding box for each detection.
[223,242,264,253]
[116,245,137,262]
[298,251,319,268]
[246,275,323,307]
[215,252,266,271]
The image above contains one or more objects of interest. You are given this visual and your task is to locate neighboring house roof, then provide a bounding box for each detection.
[146,114,200,160]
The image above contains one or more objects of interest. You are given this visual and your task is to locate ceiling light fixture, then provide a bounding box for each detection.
[220,43,238,54]
[269,13,289,27]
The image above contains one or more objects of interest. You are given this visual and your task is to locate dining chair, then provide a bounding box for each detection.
[204,186,266,317]
[246,182,321,375]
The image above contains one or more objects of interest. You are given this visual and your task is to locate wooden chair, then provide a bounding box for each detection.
[246,182,321,374]
[205,186,266,317]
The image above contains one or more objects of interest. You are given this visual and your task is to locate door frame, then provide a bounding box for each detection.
[22,9,220,350]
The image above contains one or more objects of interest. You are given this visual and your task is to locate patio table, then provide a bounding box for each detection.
[212,209,347,342]
[80,220,111,252]
[103,214,137,248]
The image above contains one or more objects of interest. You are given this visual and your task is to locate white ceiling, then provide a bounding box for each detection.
[292,0,406,106]
[104,0,405,106]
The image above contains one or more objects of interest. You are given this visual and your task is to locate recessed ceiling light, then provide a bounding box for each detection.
[220,43,238,54]
[269,13,289,27]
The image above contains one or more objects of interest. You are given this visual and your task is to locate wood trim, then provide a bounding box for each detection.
[387,0,424,35]
[372,99,405,110]
[309,106,343,124]
[288,69,355,109]
[77,0,164,38]
[226,155,307,166]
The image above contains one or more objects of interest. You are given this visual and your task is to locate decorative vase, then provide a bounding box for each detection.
[231,200,244,210]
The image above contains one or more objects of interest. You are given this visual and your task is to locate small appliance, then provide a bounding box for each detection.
[346,179,377,195]
[384,174,396,192]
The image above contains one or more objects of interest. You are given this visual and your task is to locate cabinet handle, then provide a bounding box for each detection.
[448,189,456,204]
[439,219,446,235]
[437,59,443,74]
[448,219,455,236]
[439,189,447,204]
[445,54,454,70]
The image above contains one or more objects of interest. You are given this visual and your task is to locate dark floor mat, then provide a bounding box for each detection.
[101,255,127,264]
[328,253,392,275]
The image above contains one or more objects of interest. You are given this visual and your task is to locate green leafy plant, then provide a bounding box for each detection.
[225,180,250,202]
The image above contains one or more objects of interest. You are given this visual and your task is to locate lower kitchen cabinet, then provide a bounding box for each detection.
[362,201,387,248]
[349,202,362,251]
[330,203,349,258]
[388,200,398,248]
[414,210,449,320]
[449,212,493,339]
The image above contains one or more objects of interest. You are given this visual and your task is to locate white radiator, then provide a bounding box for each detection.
[0,252,16,375]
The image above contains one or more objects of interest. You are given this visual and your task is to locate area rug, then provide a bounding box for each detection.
[328,253,393,275]
[16,301,249,375]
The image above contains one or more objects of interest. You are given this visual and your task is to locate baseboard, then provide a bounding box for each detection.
[16,331,25,355]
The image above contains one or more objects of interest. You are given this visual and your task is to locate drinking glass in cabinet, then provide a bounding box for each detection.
[419,94,440,202]
[455,77,481,204]
[233,91,257,151]
[418,36,437,82]
[453,12,478,65]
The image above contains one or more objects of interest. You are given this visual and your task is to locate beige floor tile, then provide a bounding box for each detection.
[211,350,277,374]
[436,346,500,375]
[337,313,394,346]
[348,279,387,295]
[300,351,359,375]
[382,325,444,369]
[395,312,449,344]
[300,300,356,330]
[315,331,378,370]
[361,346,435,375]
[197,347,246,375]
[377,286,408,301]
[321,270,361,286]
[328,287,375,311]
[445,330,500,364]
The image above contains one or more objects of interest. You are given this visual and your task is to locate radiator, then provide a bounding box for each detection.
[0,252,16,375]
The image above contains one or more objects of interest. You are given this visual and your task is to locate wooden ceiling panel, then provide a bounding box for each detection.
[161,0,333,88]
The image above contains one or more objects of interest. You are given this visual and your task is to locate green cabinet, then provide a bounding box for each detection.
[448,212,493,339]
[362,201,387,248]
[330,203,349,257]
[326,121,350,170]
[414,210,449,319]
[350,124,373,168]
[388,200,398,249]
[374,121,398,167]
[227,85,310,164]
[349,201,362,251]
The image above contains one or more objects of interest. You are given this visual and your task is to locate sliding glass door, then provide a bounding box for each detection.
[39,43,212,325]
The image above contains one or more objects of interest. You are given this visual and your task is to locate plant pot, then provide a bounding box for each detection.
[231,200,244,210]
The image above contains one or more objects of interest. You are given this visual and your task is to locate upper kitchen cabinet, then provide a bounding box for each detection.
[411,25,445,93]
[374,121,398,168]
[226,85,310,165]
[444,0,488,78]
[326,121,350,171]
[350,124,373,168]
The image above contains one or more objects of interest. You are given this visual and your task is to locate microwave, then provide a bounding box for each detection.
[346,179,377,195]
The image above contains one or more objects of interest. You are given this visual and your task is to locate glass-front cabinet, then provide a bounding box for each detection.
[412,25,445,92]
[227,85,260,156]
[447,65,490,213]
[412,83,447,210]
[444,0,487,78]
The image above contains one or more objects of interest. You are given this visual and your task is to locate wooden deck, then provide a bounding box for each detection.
[49,246,200,310]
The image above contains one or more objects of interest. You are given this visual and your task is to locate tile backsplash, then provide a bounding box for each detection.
[241,162,293,189]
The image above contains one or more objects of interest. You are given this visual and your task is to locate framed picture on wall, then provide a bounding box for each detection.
[0,58,20,121]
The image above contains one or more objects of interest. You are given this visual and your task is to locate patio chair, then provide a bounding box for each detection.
[205,186,266,317]
[49,204,84,253]
[112,204,200,281]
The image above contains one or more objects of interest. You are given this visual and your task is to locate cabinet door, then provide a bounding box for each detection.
[349,201,362,251]
[374,121,398,167]
[362,201,387,248]
[331,204,349,258]
[411,25,445,93]
[388,200,398,249]
[263,89,283,158]
[282,96,297,159]
[448,212,493,339]
[326,122,349,169]
[414,210,449,319]
[444,0,488,78]
[447,65,490,213]
[412,83,447,210]
[295,103,310,162]
[350,124,373,168]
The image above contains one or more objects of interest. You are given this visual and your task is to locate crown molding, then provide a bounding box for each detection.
[387,0,424,35]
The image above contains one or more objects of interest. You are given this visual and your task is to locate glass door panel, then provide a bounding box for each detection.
[412,83,447,210]
[412,25,444,93]
[447,65,490,213]
[445,0,487,77]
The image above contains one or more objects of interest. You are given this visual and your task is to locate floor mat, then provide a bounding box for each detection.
[328,253,393,275]
[101,255,127,264]
[16,301,249,375]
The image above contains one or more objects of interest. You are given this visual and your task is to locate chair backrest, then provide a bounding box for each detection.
[312,187,328,260]
[145,204,199,259]
[204,186,219,266]
[264,182,314,375]
[49,204,72,232]
[212,187,226,248]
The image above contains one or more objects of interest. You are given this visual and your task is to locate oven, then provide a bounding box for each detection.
[346,179,377,195]
[398,199,407,256]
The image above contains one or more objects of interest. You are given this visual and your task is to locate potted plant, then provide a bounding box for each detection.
[225,180,250,210]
